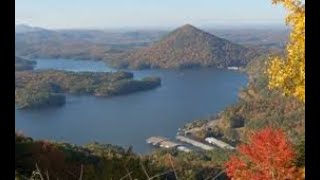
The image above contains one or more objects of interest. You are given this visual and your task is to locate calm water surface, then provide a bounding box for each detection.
[15,59,248,153]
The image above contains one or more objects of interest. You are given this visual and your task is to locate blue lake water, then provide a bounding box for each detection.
[15,59,248,154]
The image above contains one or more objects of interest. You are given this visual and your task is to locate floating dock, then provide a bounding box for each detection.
[176,135,214,151]
[205,137,235,150]
[146,136,192,152]
[146,136,167,145]
[146,136,180,148]
[227,66,239,70]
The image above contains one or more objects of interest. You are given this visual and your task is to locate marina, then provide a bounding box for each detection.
[147,134,235,152]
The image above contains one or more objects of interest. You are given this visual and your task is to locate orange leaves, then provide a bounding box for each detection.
[225,128,303,180]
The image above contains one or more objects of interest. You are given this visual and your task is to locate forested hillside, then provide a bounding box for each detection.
[110,24,258,69]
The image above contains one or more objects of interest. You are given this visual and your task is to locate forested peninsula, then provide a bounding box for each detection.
[15,70,161,109]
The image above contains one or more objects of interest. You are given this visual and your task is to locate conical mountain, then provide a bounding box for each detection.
[115,24,258,69]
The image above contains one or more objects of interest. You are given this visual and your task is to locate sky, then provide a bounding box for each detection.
[15,0,287,29]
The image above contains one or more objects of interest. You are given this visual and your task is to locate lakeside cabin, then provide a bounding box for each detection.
[205,137,235,150]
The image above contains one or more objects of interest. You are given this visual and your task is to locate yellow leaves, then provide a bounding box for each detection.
[267,0,305,102]
[302,167,305,179]
[272,0,303,13]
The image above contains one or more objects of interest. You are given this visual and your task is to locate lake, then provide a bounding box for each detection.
[15,59,248,154]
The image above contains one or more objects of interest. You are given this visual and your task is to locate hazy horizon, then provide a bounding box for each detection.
[15,23,289,31]
[15,0,287,30]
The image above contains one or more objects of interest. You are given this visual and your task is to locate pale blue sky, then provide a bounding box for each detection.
[15,0,287,29]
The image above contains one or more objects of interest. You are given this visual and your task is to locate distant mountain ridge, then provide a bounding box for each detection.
[15,26,164,60]
[15,24,48,33]
[111,24,259,69]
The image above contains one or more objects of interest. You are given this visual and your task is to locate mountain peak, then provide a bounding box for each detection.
[181,24,196,28]
[169,24,209,38]
[114,25,258,69]
[177,24,200,31]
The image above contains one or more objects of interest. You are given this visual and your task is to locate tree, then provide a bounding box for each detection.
[267,0,305,102]
[225,128,303,179]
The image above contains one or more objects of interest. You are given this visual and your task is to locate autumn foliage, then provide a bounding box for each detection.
[225,128,303,179]
[267,0,305,102]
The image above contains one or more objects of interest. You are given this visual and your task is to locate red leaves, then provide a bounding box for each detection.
[225,127,302,180]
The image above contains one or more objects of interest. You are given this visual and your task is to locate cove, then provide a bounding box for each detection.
[15,59,248,154]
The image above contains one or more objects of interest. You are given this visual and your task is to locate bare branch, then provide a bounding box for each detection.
[125,167,133,180]
[212,170,225,180]
[45,170,50,180]
[149,170,173,180]
[140,161,150,179]
[119,171,133,180]
[79,164,84,180]
[168,154,178,180]
[35,163,44,180]
[204,170,225,180]
[18,174,30,180]
[63,169,78,178]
